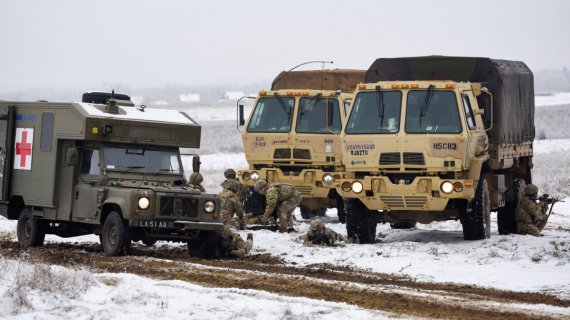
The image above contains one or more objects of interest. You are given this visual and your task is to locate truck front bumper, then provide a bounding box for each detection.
[239,168,344,198]
[129,220,224,231]
[337,176,476,211]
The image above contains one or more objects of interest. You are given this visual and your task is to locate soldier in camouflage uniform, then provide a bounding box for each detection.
[188,172,206,192]
[303,219,347,246]
[515,184,549,237]
[221,225,253,258]
[221,168,246,203]
[219,180,244,230]
[254,179,301,233]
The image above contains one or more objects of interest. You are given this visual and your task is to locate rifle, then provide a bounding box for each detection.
[539,194,564,219]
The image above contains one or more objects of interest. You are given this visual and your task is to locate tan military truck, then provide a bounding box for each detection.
[0,92,227,257]
[238,69,365,221]
[338,57,534,243]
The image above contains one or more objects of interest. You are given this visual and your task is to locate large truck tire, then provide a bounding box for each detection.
[102,212,131,256]
[244,188,266,216]
[345,199,377,244]
[336,195,346,224]
[462,178,491,240]
[497,177,525,235]
[17,208,46,247]
[300,206,326,219]
[390,221,417,229]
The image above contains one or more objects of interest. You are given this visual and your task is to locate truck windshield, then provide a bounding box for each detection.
[405,90,462,134]
[103,146,182,174]
[296,97,341,133]
[345,91,402,134]
[247,97,294,133]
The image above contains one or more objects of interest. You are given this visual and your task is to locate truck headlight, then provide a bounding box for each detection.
[440,181,454,194]
[204,200,215,213]
[138,197,150,210]
[242,172,251,181]
[341,181,352,192]
[352,181,364,194]
[250,171,260,181]
[322,173,334,185]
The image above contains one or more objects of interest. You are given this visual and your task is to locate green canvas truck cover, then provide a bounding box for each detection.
[365,56,535,145]
[272,69,365,92]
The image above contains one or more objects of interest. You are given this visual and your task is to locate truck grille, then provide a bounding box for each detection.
[380,196,427,208]
[274,148,291,159]
[293,148,311,160]
[159,196,199,218]
[379,152,401,165]
[403,152,425,165]
[296,186,313,196]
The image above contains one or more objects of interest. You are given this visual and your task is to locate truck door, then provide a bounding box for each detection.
[71,147,101,223]
[0,105,14,201]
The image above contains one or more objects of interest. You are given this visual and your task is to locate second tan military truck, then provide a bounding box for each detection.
[337,57,534,242]
[0,92,228,257]
[238,69,365,221]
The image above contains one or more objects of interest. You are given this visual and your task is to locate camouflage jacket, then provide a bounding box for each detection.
[304,228,346,246]
[221,178,246,202]
[265,183,297,217]
[220,189,244,226]
[515,197,547,224]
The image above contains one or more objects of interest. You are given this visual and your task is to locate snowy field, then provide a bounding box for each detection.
[1,95,570,319]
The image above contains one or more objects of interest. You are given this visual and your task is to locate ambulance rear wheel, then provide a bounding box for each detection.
[102,211,130,256]
[17,208,46,247]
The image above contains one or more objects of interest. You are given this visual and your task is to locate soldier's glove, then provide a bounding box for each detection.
[261,216,269,225]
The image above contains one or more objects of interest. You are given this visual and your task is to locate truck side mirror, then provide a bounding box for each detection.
[192,155,201,173]
[326,101,334,127]
[66,147,78,165]
[239,104,245,126]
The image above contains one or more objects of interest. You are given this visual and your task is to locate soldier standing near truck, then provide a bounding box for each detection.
[222,168,246,203]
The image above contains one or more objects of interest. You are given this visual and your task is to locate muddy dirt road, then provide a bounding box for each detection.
[1,240,568,319]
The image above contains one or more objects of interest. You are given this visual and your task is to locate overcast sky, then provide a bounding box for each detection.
[1,0,568,91]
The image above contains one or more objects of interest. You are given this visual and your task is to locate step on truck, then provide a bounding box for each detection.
[0,92,228,257]
[337,56,534,242]
[238,69,365,221]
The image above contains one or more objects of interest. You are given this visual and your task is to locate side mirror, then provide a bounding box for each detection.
[66,147,78,165]
[239,104,245,126]
[326,101,334,127]
[192,155,201,173]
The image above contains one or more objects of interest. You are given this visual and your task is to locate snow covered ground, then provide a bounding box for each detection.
[1,98,570,319]
[536,92,570,107]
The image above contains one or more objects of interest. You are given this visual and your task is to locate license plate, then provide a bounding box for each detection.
[131,220,173,228]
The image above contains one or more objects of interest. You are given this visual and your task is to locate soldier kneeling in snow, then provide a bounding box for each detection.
[303,219,348,246]
[515,184,553,237]
[219,180,252,257]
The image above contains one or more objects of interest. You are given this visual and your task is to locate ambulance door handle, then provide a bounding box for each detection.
[75,191,79,200]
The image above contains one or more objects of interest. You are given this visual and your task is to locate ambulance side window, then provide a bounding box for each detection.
[40,113,54,151]
[80,149,100,176]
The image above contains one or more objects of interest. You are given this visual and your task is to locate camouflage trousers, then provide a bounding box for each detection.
[517,218,548,237]
[223,226,252,257]
[276,191,301,232]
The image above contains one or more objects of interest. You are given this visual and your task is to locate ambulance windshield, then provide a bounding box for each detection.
[103,146,182,174]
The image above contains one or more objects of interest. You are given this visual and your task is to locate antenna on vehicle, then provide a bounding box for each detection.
[271,60,333,90]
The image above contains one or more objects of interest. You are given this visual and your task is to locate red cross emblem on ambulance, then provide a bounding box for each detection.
[14,128,34,170]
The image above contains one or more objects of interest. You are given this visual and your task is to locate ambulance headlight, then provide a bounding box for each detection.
[352,181,364,194]
[138,197,150,210]
[250,171,260,181]
[322,173,334,185]
[204,201,215,213]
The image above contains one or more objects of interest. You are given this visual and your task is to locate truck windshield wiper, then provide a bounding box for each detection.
[300,93,322,115]
[123,166,146,172]
[376,85,386,128]
[419,85,435,118]
[273,93,291,115]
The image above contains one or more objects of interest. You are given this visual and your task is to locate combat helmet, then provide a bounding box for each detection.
[525,184,538,196]
[309,219,325,232]
[224,168,236,179]
[254,179,267,193]
[189,172,203,185]
[224,179,238,193]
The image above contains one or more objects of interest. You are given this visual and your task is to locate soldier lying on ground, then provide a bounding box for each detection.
[303,219,348,246]
[254,179,301,233]
[515,184,557,237]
